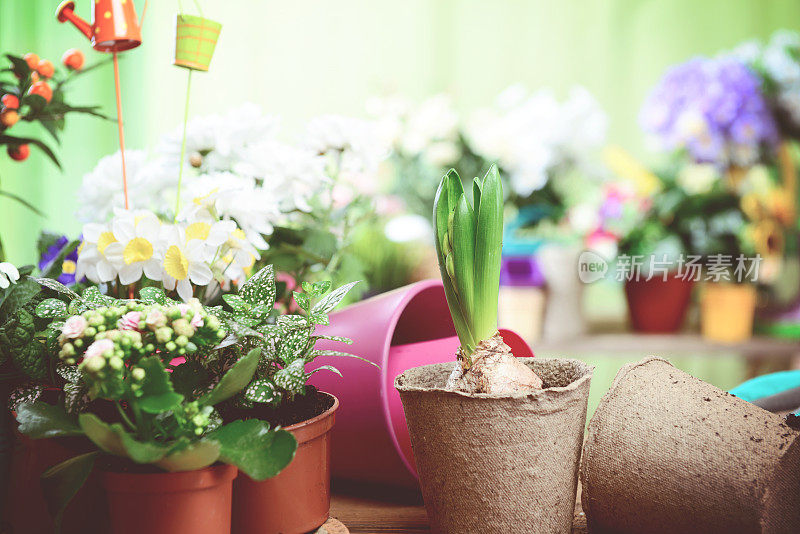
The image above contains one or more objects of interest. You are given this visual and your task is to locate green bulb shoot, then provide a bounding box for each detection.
[433,165,503,366]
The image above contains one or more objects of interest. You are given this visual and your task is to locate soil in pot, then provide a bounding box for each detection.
[395,358,593,534]
[230,389,339,534]
[101,463,237,534]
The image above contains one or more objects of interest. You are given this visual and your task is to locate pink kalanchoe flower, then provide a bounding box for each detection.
[62,315,88,339]
[84,338,114,359]
[118,311,142,331]
[190,313,204,329]
[145,309,167,330]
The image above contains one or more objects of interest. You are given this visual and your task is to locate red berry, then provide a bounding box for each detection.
[27,81,52,103]
[30,71,40,83]
[62,48,85,71]
[7,144,30,161]
[36,59,54,79]
[1,94,19,110]
[0,110,19,127]
[23,53,39,70]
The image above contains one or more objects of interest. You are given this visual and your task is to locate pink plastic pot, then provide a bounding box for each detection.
[311,279,533,488]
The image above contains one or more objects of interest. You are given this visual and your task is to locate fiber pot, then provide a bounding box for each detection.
[232,393,338,534]
[395,358,593,533]
[701,282,757,343]
[101,463,237,534]
[310,280,533,488]
[624,272,694,333]
[580,357,800,534]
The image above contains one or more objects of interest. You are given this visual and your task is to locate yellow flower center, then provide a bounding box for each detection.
[124,238,154,265]
[97,232,117,254]
[77,241,86,255]
[164,245,189,280]
[61,260,77,274]
[193,188,219,206]
[186,222,211,241]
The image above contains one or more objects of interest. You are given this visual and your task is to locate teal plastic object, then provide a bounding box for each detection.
[731,370,800,402]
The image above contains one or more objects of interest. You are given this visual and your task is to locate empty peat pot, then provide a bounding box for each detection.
[396,358,593,534]
[232,392,338,534]
[101,463,237,534]
[581,357,800,534]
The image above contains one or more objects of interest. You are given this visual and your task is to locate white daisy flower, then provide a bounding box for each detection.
[75,223,121,283]
[161,226,214,302]
[103,210,164,285]
[0,262,20,289]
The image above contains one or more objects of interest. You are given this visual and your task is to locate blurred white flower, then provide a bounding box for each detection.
[76,150,175,222]
[465,85,608,197]
[384,214,433,243]
[0,262,19,289]
[157,103,279,174]
[304,114,388,178]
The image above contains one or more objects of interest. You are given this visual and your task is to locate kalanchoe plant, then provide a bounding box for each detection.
[433,165,542,394]
[13,286,297,531]
[216,265,369,408]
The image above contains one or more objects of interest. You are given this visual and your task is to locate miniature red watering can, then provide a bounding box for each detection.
[56,0,142,52]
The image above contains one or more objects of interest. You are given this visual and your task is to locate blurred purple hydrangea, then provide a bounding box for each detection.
[640,56,779,167]
[39,235,82,285]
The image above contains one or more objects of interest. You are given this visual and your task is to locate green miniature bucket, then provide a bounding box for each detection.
[174,14,222,72]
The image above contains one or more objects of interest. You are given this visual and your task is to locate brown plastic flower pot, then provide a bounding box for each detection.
[624,272,694,333]
[581,357,800,533]
[395,358,593,534]
[232,393,338,534]
[101,463,237,534]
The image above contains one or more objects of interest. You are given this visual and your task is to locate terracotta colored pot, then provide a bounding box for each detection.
[5,429,108,533]
[310,280,533,488]
[101,463,237,534]
[232,393,338,534]
[624,273,694,333]
[701,282,757,343]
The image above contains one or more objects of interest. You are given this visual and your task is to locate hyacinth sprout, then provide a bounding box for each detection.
[433,165,542,394]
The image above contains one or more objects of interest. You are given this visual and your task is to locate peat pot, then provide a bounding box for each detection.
[101,463,237,534]
[232,392,338,534]
[581,357,800,533]
[624,273,694,333]
[395,358,593,534]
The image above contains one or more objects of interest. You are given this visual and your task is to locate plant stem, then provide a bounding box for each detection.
[114,401,136,432]
[174,70,193,221]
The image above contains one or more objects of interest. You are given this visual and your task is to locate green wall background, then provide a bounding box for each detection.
[2,0,800,264]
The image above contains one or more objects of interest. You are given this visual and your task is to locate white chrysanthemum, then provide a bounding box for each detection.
[465,85,607,197]
[156,103,280,174]
[75,223,121,283]
[76,151,176,222]
[304,114,389,177]
[235,140,328,213]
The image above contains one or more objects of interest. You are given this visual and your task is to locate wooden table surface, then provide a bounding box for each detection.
[329,485,588,533]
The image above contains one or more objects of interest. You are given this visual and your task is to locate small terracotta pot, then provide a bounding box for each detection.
[101,463,237,534]
[396,358,593,533]
[701,282,757,343]
[625,273,694,333]
[232,393,338,534]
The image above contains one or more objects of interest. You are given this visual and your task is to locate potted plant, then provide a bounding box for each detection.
[212,265,365,534]
[394,166,593,533]
[12,280,297,534]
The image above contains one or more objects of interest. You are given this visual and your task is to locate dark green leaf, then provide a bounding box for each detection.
[210,420,297,481]
[41,452,98,533]
[16,402,83,439]
[156,440,220,472]
[79,414,170,463]
[32,277,79,300]
[136,356,184,414]
[200,348,260,406]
